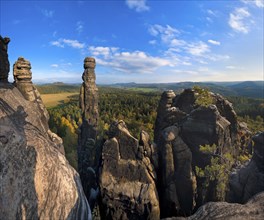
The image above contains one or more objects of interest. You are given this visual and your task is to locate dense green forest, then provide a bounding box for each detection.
[45,86,264,169]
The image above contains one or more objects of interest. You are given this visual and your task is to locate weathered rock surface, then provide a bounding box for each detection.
[0,35,10,82]
[154,88,251,217]
[99,120,160,220]
[163,192,264,220]
[12,56,64,154]
[0,38,91,219]
[0,84,91,219]
[228,132,264,203]
[78,57,99,202]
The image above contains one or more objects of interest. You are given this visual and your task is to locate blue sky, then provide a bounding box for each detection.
[1,0,263,84]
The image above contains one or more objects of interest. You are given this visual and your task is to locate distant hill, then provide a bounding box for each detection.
[36,83,80,94]
[36,81,263,99]
[106,81,263,99]
[228,81,264,98]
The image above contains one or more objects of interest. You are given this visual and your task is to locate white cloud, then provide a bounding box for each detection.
[207,9,217,16]
[89,46,171,74]
[186,41,210,56]
[208,39,221,45]
[149,40,157,45]
[51,41,64,48]
[255,0,264,7]
[226,65,244,70]
[50,39,85,49]
[241,0,264,8]
[148,24,184,47]
[126,0,150,12]
[76,21,84,34]
[41,9,54,18]
[89,46,119,58]
[229,7,251,33]
[51,64,58,68]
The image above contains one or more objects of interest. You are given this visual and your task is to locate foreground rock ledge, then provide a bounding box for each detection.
[163,192,264,220]
[0,83,91,219]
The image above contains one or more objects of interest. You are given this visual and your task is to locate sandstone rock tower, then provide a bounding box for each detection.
[78,57,99,199]
[0,37,91,220]
[0,36,10,82]
[13,57,64,154]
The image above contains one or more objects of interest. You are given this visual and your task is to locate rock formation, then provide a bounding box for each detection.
[0,37,91,219]
[99,120,160,220]
[0,35,10,82]
[227,132,264,203]
[154,88,251,218]
[13,57,64,154]
[163,192,264,220]
[78,57,99,201]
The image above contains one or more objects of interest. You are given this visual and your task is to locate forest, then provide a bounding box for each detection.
[42,86,264,169]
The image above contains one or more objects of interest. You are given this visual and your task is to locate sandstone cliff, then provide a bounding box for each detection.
[0,36,91,219]
[154,88,252,217]
[99,120,160,220]
[228,132,264,203]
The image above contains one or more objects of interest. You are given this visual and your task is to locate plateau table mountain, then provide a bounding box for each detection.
[0,36,91,219]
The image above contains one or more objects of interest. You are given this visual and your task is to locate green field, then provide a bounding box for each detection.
[41,92,78,108]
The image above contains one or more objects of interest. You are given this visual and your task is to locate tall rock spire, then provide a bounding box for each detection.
[78,57,99,200]
[0,36,10,83]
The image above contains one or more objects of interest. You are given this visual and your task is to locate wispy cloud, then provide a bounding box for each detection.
[41,9,54,18]
[148,24,184,47]
[208,39,221,45]
[89,46,170,74]
[186,41,210,56]
[226,65,244,70]
[241,0,264,8]
[229,7,251,33]
[149,40,156,45]
[51,64,59,68]
[207,9,218,16]
[50,39,85,49]
[76,21,84,34]
[126,0,150,12]
[89,46,119,58]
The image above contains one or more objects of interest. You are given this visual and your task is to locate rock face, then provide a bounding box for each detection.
[154,88,250,218]
[0,38,91,219]
[78,57,99,200]
[0,36,10,82]
[99,120,160,220]
[13,57,64,154]
[228,132,264,203]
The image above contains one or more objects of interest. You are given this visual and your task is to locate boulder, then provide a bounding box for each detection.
[99,121,160,220]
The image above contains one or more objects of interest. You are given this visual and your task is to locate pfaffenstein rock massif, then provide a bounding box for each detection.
[1,35,264,220]
[0,36,91,219]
